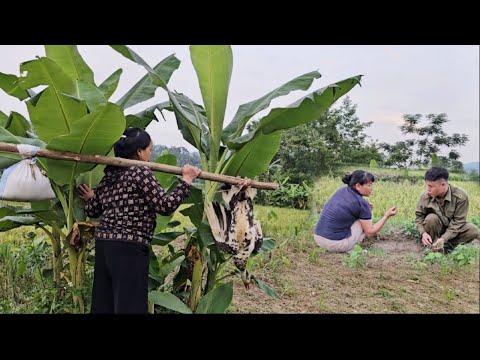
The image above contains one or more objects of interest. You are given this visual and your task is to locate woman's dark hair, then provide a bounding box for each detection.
[342,170,375,187]
[113,127,152,159]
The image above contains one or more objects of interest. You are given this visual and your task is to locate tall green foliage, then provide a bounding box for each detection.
[0,45,179,312]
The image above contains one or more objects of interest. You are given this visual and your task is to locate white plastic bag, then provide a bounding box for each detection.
[0,144,55,201]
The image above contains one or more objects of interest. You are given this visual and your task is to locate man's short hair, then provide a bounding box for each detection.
[425,167,449,182]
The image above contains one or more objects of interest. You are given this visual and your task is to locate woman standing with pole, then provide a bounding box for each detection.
[78,127,201,314]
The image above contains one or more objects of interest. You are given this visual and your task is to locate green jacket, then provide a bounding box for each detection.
[415,184,469,242]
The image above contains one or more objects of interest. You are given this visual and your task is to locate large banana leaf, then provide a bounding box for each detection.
[125,102,169,129]
[25,89,43,106]
[227,75,362,150]
[151,231,184,246]
[20,57,76,94]
[153,153,177,189]
[0,127,46,169]
[74,164,107,221]
[20,58,88,142]
[78,148,114,188]
[261,76,362,134]
[4,112,31,138]
[0,215,40,231]
[174,109,204,156]
[0,206,16,228]
[25,88,87,143]
[222,131,282,178]
[197,221,215,249]
[77,80,107,111]
[190,45,232,168]
[179,186,204,228]
[150,152,179,230]
[222,70,321,145]
[0,72,29,100]
[110,45,201,154]
[73,193,87,222]
[33,211,65,229]
[99,69,122,100]
[46,103,126,185]
[195,281,233,314]
[110,46,160,79]
[111,45,181,108]
[148,291,192,314]
[17,207,66,231]
[169,92,209,156]
[45,45,95,84]
[154,214,174,234]
[0,111,8,126]
[75,163,106,189]
[158,254,185,279]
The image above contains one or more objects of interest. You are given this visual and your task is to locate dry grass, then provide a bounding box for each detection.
[230,230,479,313]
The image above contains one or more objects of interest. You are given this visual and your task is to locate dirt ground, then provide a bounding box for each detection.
[229,233,480,314]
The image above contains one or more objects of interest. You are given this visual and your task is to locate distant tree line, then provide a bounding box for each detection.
[1,98,469,184]
[254,96,471,184]
[150,145,202,168]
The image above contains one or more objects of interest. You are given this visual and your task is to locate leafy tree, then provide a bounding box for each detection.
[380,113,468,168]
[379,140,415,168]
[273,96,382,182]
[0,45,178,312]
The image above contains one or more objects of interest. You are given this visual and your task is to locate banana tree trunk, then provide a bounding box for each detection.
[34,223,86,312]
[65,244,85,313]
[38,225,63,284]
[187,245,203,312]
[74,246,87,313]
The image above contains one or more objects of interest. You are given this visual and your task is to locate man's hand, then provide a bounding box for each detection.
[432,238,445,251]
[421,232,433,247]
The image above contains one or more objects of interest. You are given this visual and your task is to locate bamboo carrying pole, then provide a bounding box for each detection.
[0,142,278,190]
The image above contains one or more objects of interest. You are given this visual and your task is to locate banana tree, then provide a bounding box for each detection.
[0,45,180,312]
[111,45,362,312]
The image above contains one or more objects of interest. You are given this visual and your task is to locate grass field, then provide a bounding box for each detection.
[310,177,480,225]
[1,174,479,313]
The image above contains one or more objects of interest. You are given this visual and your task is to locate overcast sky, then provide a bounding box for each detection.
[0,45,478,163]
